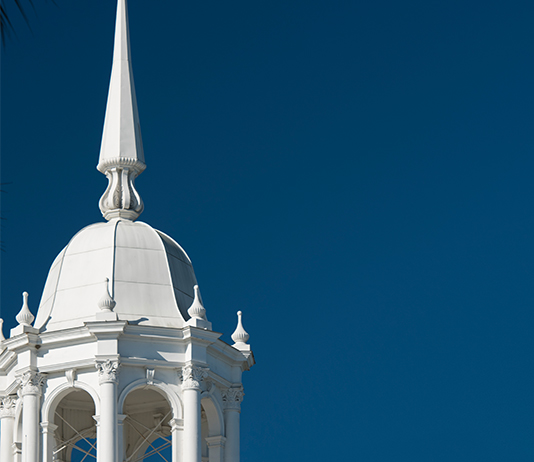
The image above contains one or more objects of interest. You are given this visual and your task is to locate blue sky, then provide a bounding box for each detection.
[2,0,534,460]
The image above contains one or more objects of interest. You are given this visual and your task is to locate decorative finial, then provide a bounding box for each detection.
[98,0,145,221]
[186,285,212,329]
[231,311,250,345]
[187,285,207,320]
[0,319,5,342]
[16,292,35,327]
[98,278,116,312]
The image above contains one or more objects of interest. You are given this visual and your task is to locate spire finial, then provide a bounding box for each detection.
[98,0,145,221]
[16,292,35,327]
[231,311,250,347]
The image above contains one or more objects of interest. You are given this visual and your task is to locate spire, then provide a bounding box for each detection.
[98,0,145,221]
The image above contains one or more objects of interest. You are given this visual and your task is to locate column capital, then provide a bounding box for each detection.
[0,396,17,418]
[95,359,120,384]
[180,363,209,390]
[19,371,46,397]
[222,386,244,411]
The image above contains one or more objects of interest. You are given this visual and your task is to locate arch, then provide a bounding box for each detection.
[118,378,183,420]
[200,395,224,437]
[41,380,100,423]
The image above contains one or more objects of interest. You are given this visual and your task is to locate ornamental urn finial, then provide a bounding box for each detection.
[16,292,34,326]
[98,278,116,312]
[231,311,250,346]
[186,285,212,329]
[188,285,207,320]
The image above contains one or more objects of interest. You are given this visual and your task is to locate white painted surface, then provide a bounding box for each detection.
[34,220,198,331]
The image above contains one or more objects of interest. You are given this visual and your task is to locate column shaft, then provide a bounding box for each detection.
[224,409,240,462]
[1,415,15,462]
[183,388,201,462]
[99,381,118,462]
[21,393,40,462]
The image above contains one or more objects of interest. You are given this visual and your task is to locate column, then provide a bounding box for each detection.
[96,360,120,462]
[205,436,225,462]
[117,414,127,462]
[222,387,243,462]
[0,396,17,462]
[169,418,184,462]
[181,364,208,462]
[40,422,58,462]
[19,371,46,462]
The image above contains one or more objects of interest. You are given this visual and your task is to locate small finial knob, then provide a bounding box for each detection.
[16,292,35,326]
[187,285,207,320]
[231,311,249,345]
[98,278,116,312]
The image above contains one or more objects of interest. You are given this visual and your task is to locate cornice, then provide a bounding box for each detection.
[182,326,222,345]
[0,351,17,373]
[37,358,97,374]
[208,338,255,370]
[3,332,40,352]
[39,326,94,348]
[85,320,127,338]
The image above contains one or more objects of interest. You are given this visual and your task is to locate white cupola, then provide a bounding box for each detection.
[0,1,254,462]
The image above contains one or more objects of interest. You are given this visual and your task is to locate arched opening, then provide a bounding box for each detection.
[53,389,97,462]
[123,388,173,462]
[200,397,225,462]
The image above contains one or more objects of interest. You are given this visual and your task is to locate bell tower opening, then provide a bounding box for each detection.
[123,388,173,462]
[53,389,97,462]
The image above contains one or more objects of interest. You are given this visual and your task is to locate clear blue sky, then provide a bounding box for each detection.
[2,0,534,461]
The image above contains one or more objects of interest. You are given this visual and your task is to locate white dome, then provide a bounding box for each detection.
[35,219,198,331]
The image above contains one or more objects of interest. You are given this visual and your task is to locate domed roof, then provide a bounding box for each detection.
[34,219,197,332]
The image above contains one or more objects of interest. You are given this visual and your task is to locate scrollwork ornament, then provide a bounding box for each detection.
[0,396,17,418]
[19,371,46,397]
[95,360,120,384]
[181,364,209,390]
[222,387,244,410]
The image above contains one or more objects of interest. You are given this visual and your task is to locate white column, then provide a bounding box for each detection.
[181,364,208,462]
[205,436,225,462]
[169,418,183,462]
[0,396,17,462]
[40,422,58,462]
[19,371,46,462]
[96,360,120,462]
[222,387,244,462]
[117,414,127,462]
